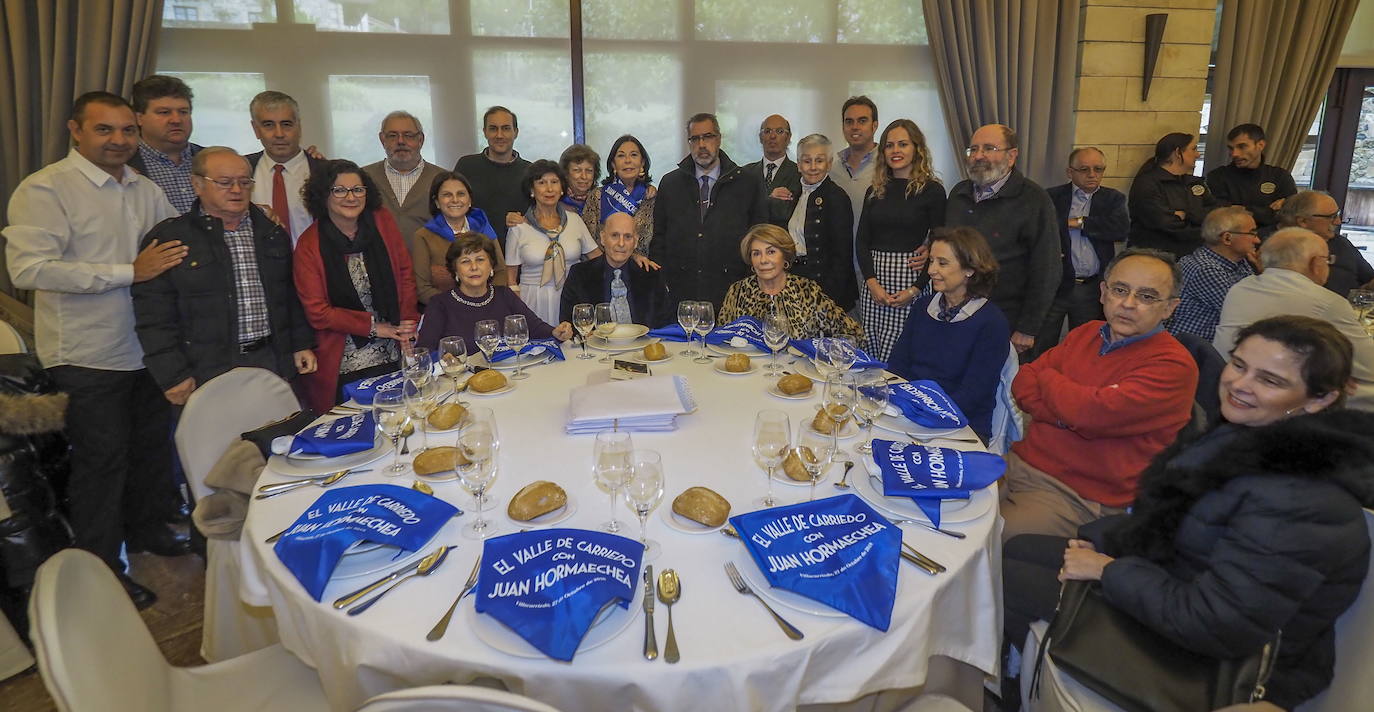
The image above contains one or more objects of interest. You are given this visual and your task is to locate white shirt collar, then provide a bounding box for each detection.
[67,148,136,187]
[270,149,309,172]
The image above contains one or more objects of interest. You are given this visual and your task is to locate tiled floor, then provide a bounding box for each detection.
[0,551,206,712]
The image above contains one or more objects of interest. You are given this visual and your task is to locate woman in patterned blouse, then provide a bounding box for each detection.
[719,224,864,345]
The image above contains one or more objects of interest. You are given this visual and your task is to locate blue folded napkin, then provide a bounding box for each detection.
[489,338,566,362]
[341,370,406,406]
[705,316,769,351]
[886,380,968,430]
[870,439,1006,527]
[273,484,458,601]
[729,494,899,630]
[289,411,377,458]
[647,325,692,341]
[788,337,886,370]
[475,528,643,661]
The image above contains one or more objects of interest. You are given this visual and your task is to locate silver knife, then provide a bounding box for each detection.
[643,565,658,660]
[332,556,425,609]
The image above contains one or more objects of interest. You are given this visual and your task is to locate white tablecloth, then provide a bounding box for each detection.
[238,342,1003,711]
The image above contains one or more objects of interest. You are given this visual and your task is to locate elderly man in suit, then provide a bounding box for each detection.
[363,110,444,252]
[560,212,672,328]
[744,114,802,228]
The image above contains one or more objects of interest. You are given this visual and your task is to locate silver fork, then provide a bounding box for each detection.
[426,554,482,641]
[723,562,804,640]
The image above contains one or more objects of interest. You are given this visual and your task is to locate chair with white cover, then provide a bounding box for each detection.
[1021,509,1374,712]
[0,318,27,354]
[354,684,563,712]
[988,342,1022,455]
[28,548,328,712]
[175,367,300,662]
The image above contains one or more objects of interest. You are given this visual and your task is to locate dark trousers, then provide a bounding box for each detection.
[47,365,175,572]
[1002,534,1071,661]
[1031,278,1104,360]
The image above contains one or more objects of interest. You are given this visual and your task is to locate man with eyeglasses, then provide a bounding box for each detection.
[1206,123,1297,234]
[1277,190,1374,296]
[127,75,202,214]
[1213,228,1374,410]
[946,124,1062,356]
[247,90,326,248]
[453,106,531,241]
[5,92,191,608]
[1032,147,1130,358]
[1001,248,1197,540]
[362,110,444,251]
[133,145,317,409]
[650,112,766,306]
[1168,206,1260,342]
[743,114,801,228]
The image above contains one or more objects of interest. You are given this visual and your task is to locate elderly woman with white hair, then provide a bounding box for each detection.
[787,133,859,311]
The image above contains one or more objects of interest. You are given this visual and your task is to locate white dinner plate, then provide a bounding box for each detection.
[471,351,555,371]
[267,435,391,478]
[714,361,758,376]
[769,462,833,488]
[467,382,516,397]
[659,499,729,535]
[871,411,967,440]
[766,381,813,400]
[503,493,578,529]
[631,351,673,364]
[852,455,995,525]
[706,341,768,357]
[600,324,650,343]
[808,408,859,440]
[586,335,660,352]
[331,543,429,581]
[465,573,644,659]
[788,359,881,383]
[730,556,846,619]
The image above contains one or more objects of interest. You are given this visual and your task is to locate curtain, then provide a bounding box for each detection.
[1204,0,1359,172]
[0,0,163,298]
[922,0,1081,188]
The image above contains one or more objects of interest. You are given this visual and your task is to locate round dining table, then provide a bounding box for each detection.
[237,340,1003,711]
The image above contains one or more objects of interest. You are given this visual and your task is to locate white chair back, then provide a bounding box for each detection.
[988,342,1022,455]
[354,684,562,712]
[1297,508,1374,712]
[0,319,26,354]
[28,549,174,712]
[175,367,299,502]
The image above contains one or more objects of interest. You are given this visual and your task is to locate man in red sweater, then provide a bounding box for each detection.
[1001,248,1198,540]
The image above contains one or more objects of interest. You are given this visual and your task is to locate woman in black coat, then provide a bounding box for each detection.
[1002,315,1374,711]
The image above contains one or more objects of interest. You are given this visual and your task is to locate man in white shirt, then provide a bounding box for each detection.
[362,110,444,250]
[246,90,323,246]
[743,114,801,228]
[4,92,191,608]
[1213,228,1374,410]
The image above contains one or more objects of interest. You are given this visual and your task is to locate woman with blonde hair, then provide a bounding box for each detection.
[719,224,863,343]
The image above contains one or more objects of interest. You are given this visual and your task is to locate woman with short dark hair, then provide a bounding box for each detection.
[581,135,657,253]
[504,159,602,325]
[1127,132,1219,259]
[294,159,419,413]
[410,170,507,304]
[558,143,600,214]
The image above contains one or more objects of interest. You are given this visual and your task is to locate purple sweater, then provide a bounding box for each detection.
[417,286,556,350]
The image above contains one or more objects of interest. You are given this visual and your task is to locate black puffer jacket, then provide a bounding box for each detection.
[1085,410,1374,710]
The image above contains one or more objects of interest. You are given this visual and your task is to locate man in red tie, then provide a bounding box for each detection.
[246,90,325,247]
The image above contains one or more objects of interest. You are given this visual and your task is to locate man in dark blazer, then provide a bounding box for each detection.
[743,114,802,228]
[560,212,673,328]
[650,112,767,307]
[787,134,857,310]
[245,90,327,246]
[1032,146,1130,358]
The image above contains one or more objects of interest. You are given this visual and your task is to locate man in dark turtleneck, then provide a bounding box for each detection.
[1206,123,1296,235]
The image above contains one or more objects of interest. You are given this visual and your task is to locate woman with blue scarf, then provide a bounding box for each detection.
[581,135,657,254]
[410,170,507,304]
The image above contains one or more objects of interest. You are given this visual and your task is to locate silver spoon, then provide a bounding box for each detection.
[348,545,451,616]
[255,468,356,500]
[657,569,681,664]
[833,460,856,489]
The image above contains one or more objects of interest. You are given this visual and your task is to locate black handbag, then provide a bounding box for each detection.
[1031,580,1279,712]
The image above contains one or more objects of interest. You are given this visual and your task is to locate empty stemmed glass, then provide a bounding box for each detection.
[456,407,500,539]
[437,336,470,406]
[402,378,442,454]
[825,336,858,374]
[372,389,411,475]
[474,319,501,366]
[677,300,700,357]
[623,449,665,560]
[692,301,715,364]
[795,426,836,502]
[572,303,596,359]
[811,336,836,379]
[752,409,791,507]
[593,430,633,533]
[853,373,890,455]
[593,302,617,363]
[822,373,856,456]
[763,312,790,375]
[503,314,531,380]
[402,347,434,387]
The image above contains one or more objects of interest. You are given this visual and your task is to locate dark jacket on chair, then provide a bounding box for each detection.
[558,256,674,328]
[1045,183,1129,292]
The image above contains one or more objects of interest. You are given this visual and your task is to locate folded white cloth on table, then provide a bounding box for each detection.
[566,375,696,434]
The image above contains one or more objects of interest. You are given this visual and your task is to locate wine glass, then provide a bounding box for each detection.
[752,409,791,507]
[692,301,715,364]
[474,319,501,365]
[503,314,531,380]
[763,312,790,375]
[572,303,596,359]
[372,389,411,475]
[623,449,665,561]
[402,347,434,387]
[437,336,470,406]
[593,430,634,533]
[811,336,835,379]
[403,378,440,454]
[853,373,891,455]
[593,302,617,363]
[456,407,500,539]
[825,336,859,373]
[822,373,857,456]
[795,426,836,502]
[677,300,700,357]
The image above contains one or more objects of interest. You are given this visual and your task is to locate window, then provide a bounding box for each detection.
[295,0,449,35]
[471,49,574,164]
[172,6,199,21]
[328,76,437,166]
[695,0,834,43]
[162,0,274,28]
[470,0,568,38]
[584,51,683,183]
[161,71,267,155]
[716,81,822,165]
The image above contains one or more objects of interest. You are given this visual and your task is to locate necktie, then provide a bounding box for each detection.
[272,164,293,237]
[610,268,632,324]
[699,175,711,220]
[765,162,776,185]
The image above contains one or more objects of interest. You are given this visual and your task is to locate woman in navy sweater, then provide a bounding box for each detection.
[887,226,1009,439]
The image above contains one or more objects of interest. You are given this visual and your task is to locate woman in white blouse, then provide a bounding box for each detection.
[504,159,602,325]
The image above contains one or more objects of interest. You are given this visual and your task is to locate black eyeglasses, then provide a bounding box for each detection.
[330,185,367,198]
[382,131,422,142]
[1069,166,1106,175]
[759,128,791,136]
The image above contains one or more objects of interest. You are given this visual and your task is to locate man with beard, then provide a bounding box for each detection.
[743,114,801,227]
[453,106,531,241]
[649,112,766,306]
[945,124,1061,356]
[363,110,444,251]
[1277,190,1373,296]
[1206,123,1296,235]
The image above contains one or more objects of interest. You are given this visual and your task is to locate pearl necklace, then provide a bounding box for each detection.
[450,286,495,308]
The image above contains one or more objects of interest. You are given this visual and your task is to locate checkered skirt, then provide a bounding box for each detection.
[859,250,920,361]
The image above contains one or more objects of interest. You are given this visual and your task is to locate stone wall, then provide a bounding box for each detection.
[1071,0,1217,193]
